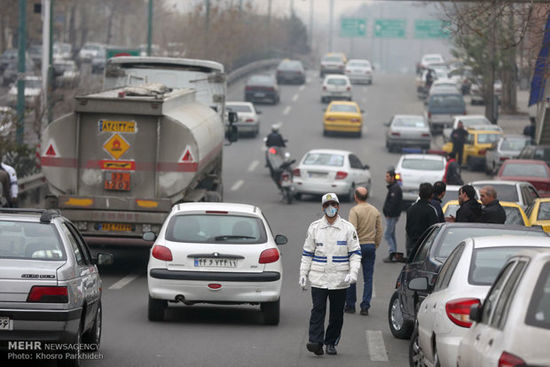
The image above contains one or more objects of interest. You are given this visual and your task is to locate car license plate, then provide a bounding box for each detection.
[0,316,13,330]
[104,172,130,191]
[309,172,327,178]
[100,223,133,232]
[254,92,265,98]
[194,258,238,268]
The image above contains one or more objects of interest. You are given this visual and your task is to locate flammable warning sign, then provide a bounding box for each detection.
[103,133,130,160]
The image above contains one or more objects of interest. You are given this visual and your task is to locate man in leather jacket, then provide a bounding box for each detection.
[382,169,403,262]
[447,185,482,223]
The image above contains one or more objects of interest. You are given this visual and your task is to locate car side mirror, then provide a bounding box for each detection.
[275,234,287,245]
[95,252,114,266]
[363,164,370,170]
[469,303,482,323]
[408,277,428,291]
[143,231,156,241]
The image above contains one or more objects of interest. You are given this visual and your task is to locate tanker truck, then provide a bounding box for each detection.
[41,84,235,246]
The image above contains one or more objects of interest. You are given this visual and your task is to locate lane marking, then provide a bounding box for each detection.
[248,160,259,172]
[231,180,244,191]
[299,85,305,91]
[366,330,389,362]
[283,106,291,115]
[292,94,299,102]
[108,274,139,290]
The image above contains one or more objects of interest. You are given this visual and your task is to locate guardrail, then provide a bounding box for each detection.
[226,58,281,85]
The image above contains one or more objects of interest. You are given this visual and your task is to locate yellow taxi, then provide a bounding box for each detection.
[442,129,502,170]
[323,101,363,137]
[442,200,529,226]
[526,198,550,233]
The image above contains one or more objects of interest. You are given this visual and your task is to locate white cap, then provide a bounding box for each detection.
[321,193,339,205]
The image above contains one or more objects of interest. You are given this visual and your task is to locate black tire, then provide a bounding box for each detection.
[356,130,362,138]
[467,157,475,171]
[294,193,302,201]
[388,292,414,339]
[408,323,424,367]
[261,299,280,325]
[59,320,82,367]
[323,129,328,137]
[82,302,102,350]
[148,296,167,322]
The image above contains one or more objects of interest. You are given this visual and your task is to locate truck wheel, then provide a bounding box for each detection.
[388,292,414,339]
[261,299,280,325]
[148,296,166,322]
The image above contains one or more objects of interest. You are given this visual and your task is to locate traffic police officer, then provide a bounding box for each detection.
[300,193,361,356]
[0,161,17,206]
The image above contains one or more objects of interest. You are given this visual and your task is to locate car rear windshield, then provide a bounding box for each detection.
[471,184,518,202]
[303,153,344,167]
[227,104,252,113]
[526,262,550,330]
[435,228,546,260]
[348,61,370,67]
[502,163,549,178]
[477,133,501,144]
[0,221,65,260]
[537,202,550,221]
[501,138,529,151]
[324,56,343,62]
[428,94,465,111]
[394,117,426,128]
[401,158,444,170]
[279,61,302,70]
[462,118,490,127]
[469,247,535,285]
[504,207,524,225]
[327,78,347,86]
[248,75,272,84]
[330,104,357,113]
[165,214,267,244]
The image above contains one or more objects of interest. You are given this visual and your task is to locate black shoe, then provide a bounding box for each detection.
[326,345,337,355]
[344,306,355,314]
[306,342,324,356]
[360,309,369,316]
[382,255,394,263]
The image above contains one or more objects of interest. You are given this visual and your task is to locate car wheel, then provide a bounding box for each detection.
[345,185,355,203]
[294,193,302,201]
[254,128,259,137]
[467,157,475,171]
[433,348,441,367]
[148,295,167,322]
[356,130,362,138]
[59,320,82,367]
[485,162,493,175]
[323,129,328,137]
[408,323,424,367]
[388,292,414,339]
[82,302,102,350]
[261,299,280,325]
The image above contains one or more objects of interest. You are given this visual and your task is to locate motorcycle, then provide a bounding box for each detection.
[271,152,296,204]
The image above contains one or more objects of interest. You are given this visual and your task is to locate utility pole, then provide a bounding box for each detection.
[16,0,27,145]
[290,0,294,17]
[486,0,497,124]
[47,0,53,124]
[147,0,153,56]
[329,0,334,51]
[309,0,314,50]
[268,0,272,25]
[41,0,51,127]
[205,0,210,32]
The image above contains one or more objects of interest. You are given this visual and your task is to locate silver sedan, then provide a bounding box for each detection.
[385,115,431,152]
[485,135,531,175]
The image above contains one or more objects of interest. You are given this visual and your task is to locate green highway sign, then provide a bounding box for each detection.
[106,48,141,59]
[414,20,451,39]
[374,19,406,38]
[340,18,367,38]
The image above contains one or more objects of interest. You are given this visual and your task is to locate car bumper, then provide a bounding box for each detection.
[401,186,419,201]
[324,122,361,133]
[321,68,344,75]
[294,180,351,195]
[236,123,259,133]
[321,92,352,100]
[148,269,282,303]
[387,137,431,147]
[466,155,486,166]
[245,92,277,103]
[348,75,372,83]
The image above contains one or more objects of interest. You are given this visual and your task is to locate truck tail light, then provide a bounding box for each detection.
[152,245,173,261]
[445,298,481,328]
[498,351,526,367]
[335,171,348,180]
[293,168,301,177]
[27,286,68,303]
[259,248,280,264]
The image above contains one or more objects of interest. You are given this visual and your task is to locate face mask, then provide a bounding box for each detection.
[324,205,338,218]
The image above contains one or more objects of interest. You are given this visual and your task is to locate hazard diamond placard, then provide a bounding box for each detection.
[179,146,196,163]
[103,133,130,160]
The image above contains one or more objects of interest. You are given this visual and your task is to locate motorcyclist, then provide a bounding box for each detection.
[265,125,286,147]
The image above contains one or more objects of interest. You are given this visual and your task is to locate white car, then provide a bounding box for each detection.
[225,101,261,137]
[469,180,540,210]
[412,235,550,367]
[419,54,445,71]
[395,154,446,201]
[78,42,104,62]
[146,202,286,325]
[321,75,352,103]
[443,115,502,141]
[457,248,550,367]
[293,149,371,202]
[8,76,42,107]
[345,59,373,84]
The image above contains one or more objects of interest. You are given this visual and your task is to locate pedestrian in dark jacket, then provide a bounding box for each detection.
[382,169,403,263]
[430,181,446,223]
[447,185,482,223]
[444,152,463,185]
[479,185,506,224]
[406,183,438,257]
[450,121,469,167]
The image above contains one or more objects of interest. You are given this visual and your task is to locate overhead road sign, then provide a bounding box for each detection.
[414,20,451,39]
[374,19,406,38]
[340,18,367,38]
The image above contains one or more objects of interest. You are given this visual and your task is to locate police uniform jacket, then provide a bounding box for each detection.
[300,215,361,290]
[0,163,17,199]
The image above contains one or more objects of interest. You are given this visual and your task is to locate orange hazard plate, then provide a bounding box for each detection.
[104,172,131,191]
[100,223,133,232]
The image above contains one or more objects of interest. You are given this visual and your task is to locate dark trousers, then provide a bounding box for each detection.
[309,287,347,346]
[345,244,376,311]
[406,235,419,258]
[452,143,465,167]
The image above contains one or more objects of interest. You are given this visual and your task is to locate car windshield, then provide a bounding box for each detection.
[303,153,344,167]
[477,133,501,144]
[537,202,550,220]
[502,163,549,178]
[401,158,443,170]
[501,138,530,151]
[324,56,343,62]
[462,117,490,127]
[393,117,426,128]
[526,262,550,330]
[471,184,518,202]
[435,228,546,259]
[469,246,535,285]
[227,104,252,113]
[327,78,347,86]
[330,104,357,113]
[165,214,267,244]
[0,221,65,260]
